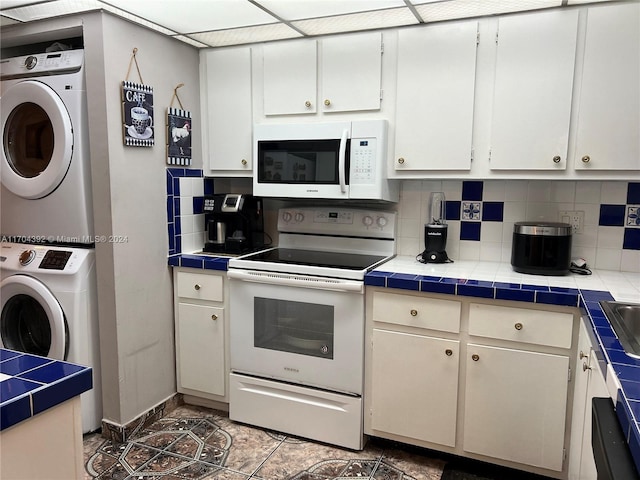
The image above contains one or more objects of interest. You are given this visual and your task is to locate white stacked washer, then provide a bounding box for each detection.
[0,48,101,433]
[0,242,102,433]
[0,49,93,242]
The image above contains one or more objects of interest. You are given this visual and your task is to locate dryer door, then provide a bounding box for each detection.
[0,275,68,360]
[0,80,73,199]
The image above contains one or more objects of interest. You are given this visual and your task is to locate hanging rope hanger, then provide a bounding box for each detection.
[125,47,144,84]
[170,83,185,110]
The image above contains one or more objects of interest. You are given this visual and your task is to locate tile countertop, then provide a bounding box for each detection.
[169,252,640,470]
[368,256,640,472]
[0,349,92,431]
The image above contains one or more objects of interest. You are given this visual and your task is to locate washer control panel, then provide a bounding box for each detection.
[0,50,84,79]
[0,243,91,274]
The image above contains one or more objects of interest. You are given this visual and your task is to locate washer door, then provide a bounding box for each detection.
[0,275,68,360]
[0,80,73,199]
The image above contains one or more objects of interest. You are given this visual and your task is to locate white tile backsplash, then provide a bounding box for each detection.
[396,179,637,272]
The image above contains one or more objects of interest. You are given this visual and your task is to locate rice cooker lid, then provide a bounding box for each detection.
[514,222,572,236]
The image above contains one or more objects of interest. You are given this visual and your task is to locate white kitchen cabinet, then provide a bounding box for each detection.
[463,344,570,471]
[370,329,459,447]
[366,288,579,478]
[262,31,382,116]
[366,291,461,448]
[263,39,317,116]
[394,21,478,171]
[173,268,229,401]
[321,32,382,113]
[201,47,253,174]
[568,319,609,480]
[572,2,640,171]
[489,9,579,171]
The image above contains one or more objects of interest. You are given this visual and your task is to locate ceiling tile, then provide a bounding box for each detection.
[189,22,302,47]
[257,0,405,20]
[102,0,278,33]
[292,7,419,36]
[415,0,562,22]
[1,0,101,22]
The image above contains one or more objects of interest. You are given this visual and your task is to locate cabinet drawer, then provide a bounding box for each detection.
[372,291,461,333]
[469,303,573,349]
[176,271,224,302]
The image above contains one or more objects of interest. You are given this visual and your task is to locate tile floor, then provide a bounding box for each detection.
[83,403,550,480]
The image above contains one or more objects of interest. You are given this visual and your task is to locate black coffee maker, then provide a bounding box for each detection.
[203,194,265,254]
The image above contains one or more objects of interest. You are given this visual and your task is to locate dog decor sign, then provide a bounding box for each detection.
[167,108,192,165]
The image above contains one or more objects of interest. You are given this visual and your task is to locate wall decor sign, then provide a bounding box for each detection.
[122,81,154,147]
[167,108,192,165]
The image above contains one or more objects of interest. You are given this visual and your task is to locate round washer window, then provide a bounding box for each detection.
[3,102,54,178]
[1,293,68,358]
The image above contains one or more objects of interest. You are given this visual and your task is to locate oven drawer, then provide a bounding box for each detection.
[176,271,224,302]
[468,303,573,348]
[230,373,363,450]
[372,291,461,333]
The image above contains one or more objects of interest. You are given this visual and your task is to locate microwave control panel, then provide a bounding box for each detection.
[350,138,377,184]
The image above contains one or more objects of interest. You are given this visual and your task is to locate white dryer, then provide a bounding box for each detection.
[0,242,102,433]
[0,49,94,243]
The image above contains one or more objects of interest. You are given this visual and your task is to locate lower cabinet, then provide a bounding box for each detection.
[370,329,459,447]
[463,344,569,471]
[173,268,228,402]
[365,288,579,479]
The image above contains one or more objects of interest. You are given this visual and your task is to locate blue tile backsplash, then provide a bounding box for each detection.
[166,168,208,257]
[397,180,640,271]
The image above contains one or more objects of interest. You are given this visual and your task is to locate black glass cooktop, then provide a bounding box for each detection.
[240,248,387,271]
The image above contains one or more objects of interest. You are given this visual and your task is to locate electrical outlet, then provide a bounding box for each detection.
[559,210,584,234]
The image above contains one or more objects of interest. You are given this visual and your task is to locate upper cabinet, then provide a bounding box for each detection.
[394,21,478,172]
[572,2,640,171]
[201,47,253,175]
[489,10,579,171]
[263,39,317,116]
[263,31,383,116]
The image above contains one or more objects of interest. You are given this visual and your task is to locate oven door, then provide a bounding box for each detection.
[228,269,364,395]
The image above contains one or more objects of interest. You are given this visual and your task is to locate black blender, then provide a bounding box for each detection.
[421,192,451,263]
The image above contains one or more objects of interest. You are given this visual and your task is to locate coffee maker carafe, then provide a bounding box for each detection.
[203,194,265,254]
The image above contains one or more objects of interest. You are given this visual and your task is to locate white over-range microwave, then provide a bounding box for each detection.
[253,120,397,202]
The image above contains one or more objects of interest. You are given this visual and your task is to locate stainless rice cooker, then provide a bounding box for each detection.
[511,222,572,275]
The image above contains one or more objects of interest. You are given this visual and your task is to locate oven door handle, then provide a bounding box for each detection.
[227,269,364,293]
[338,128,348,194]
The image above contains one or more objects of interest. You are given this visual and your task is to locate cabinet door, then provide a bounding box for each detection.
[394,22,478,171]
[321,32,382,113]
[202,47,252,173]
[370,329,459,447]
[489,10,578,170]
[573,3,640,171]
[464,344,569,472]
[176,302,225,397]
[263,40,317,116]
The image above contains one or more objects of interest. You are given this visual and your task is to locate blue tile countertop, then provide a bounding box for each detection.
[168,252,640,471]
[168,253,230,271]
[0,349,92,431]
[369,256,640,473]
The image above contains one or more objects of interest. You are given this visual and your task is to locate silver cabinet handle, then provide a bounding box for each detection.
[582,155,591,163]
[194,284,201,290]
[514,322,523,331]
[472,354,480,362]
[410,309,418,317]
[211,314,218,321]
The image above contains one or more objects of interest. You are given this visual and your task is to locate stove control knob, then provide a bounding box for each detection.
[294,212,304,223]
[377,216,388,228]
[362,215,373,226]
[282,211,292,223]
[19,249,36,266]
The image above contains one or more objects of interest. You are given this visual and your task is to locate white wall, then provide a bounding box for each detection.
[82,12,200,425]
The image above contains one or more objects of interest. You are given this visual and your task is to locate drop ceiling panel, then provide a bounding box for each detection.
[258,0,405,20]
[189,22,302,47]
[292,7,420,36]
[103,0,278,33]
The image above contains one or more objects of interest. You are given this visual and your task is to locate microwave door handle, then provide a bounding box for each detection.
[339,128,348,193]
